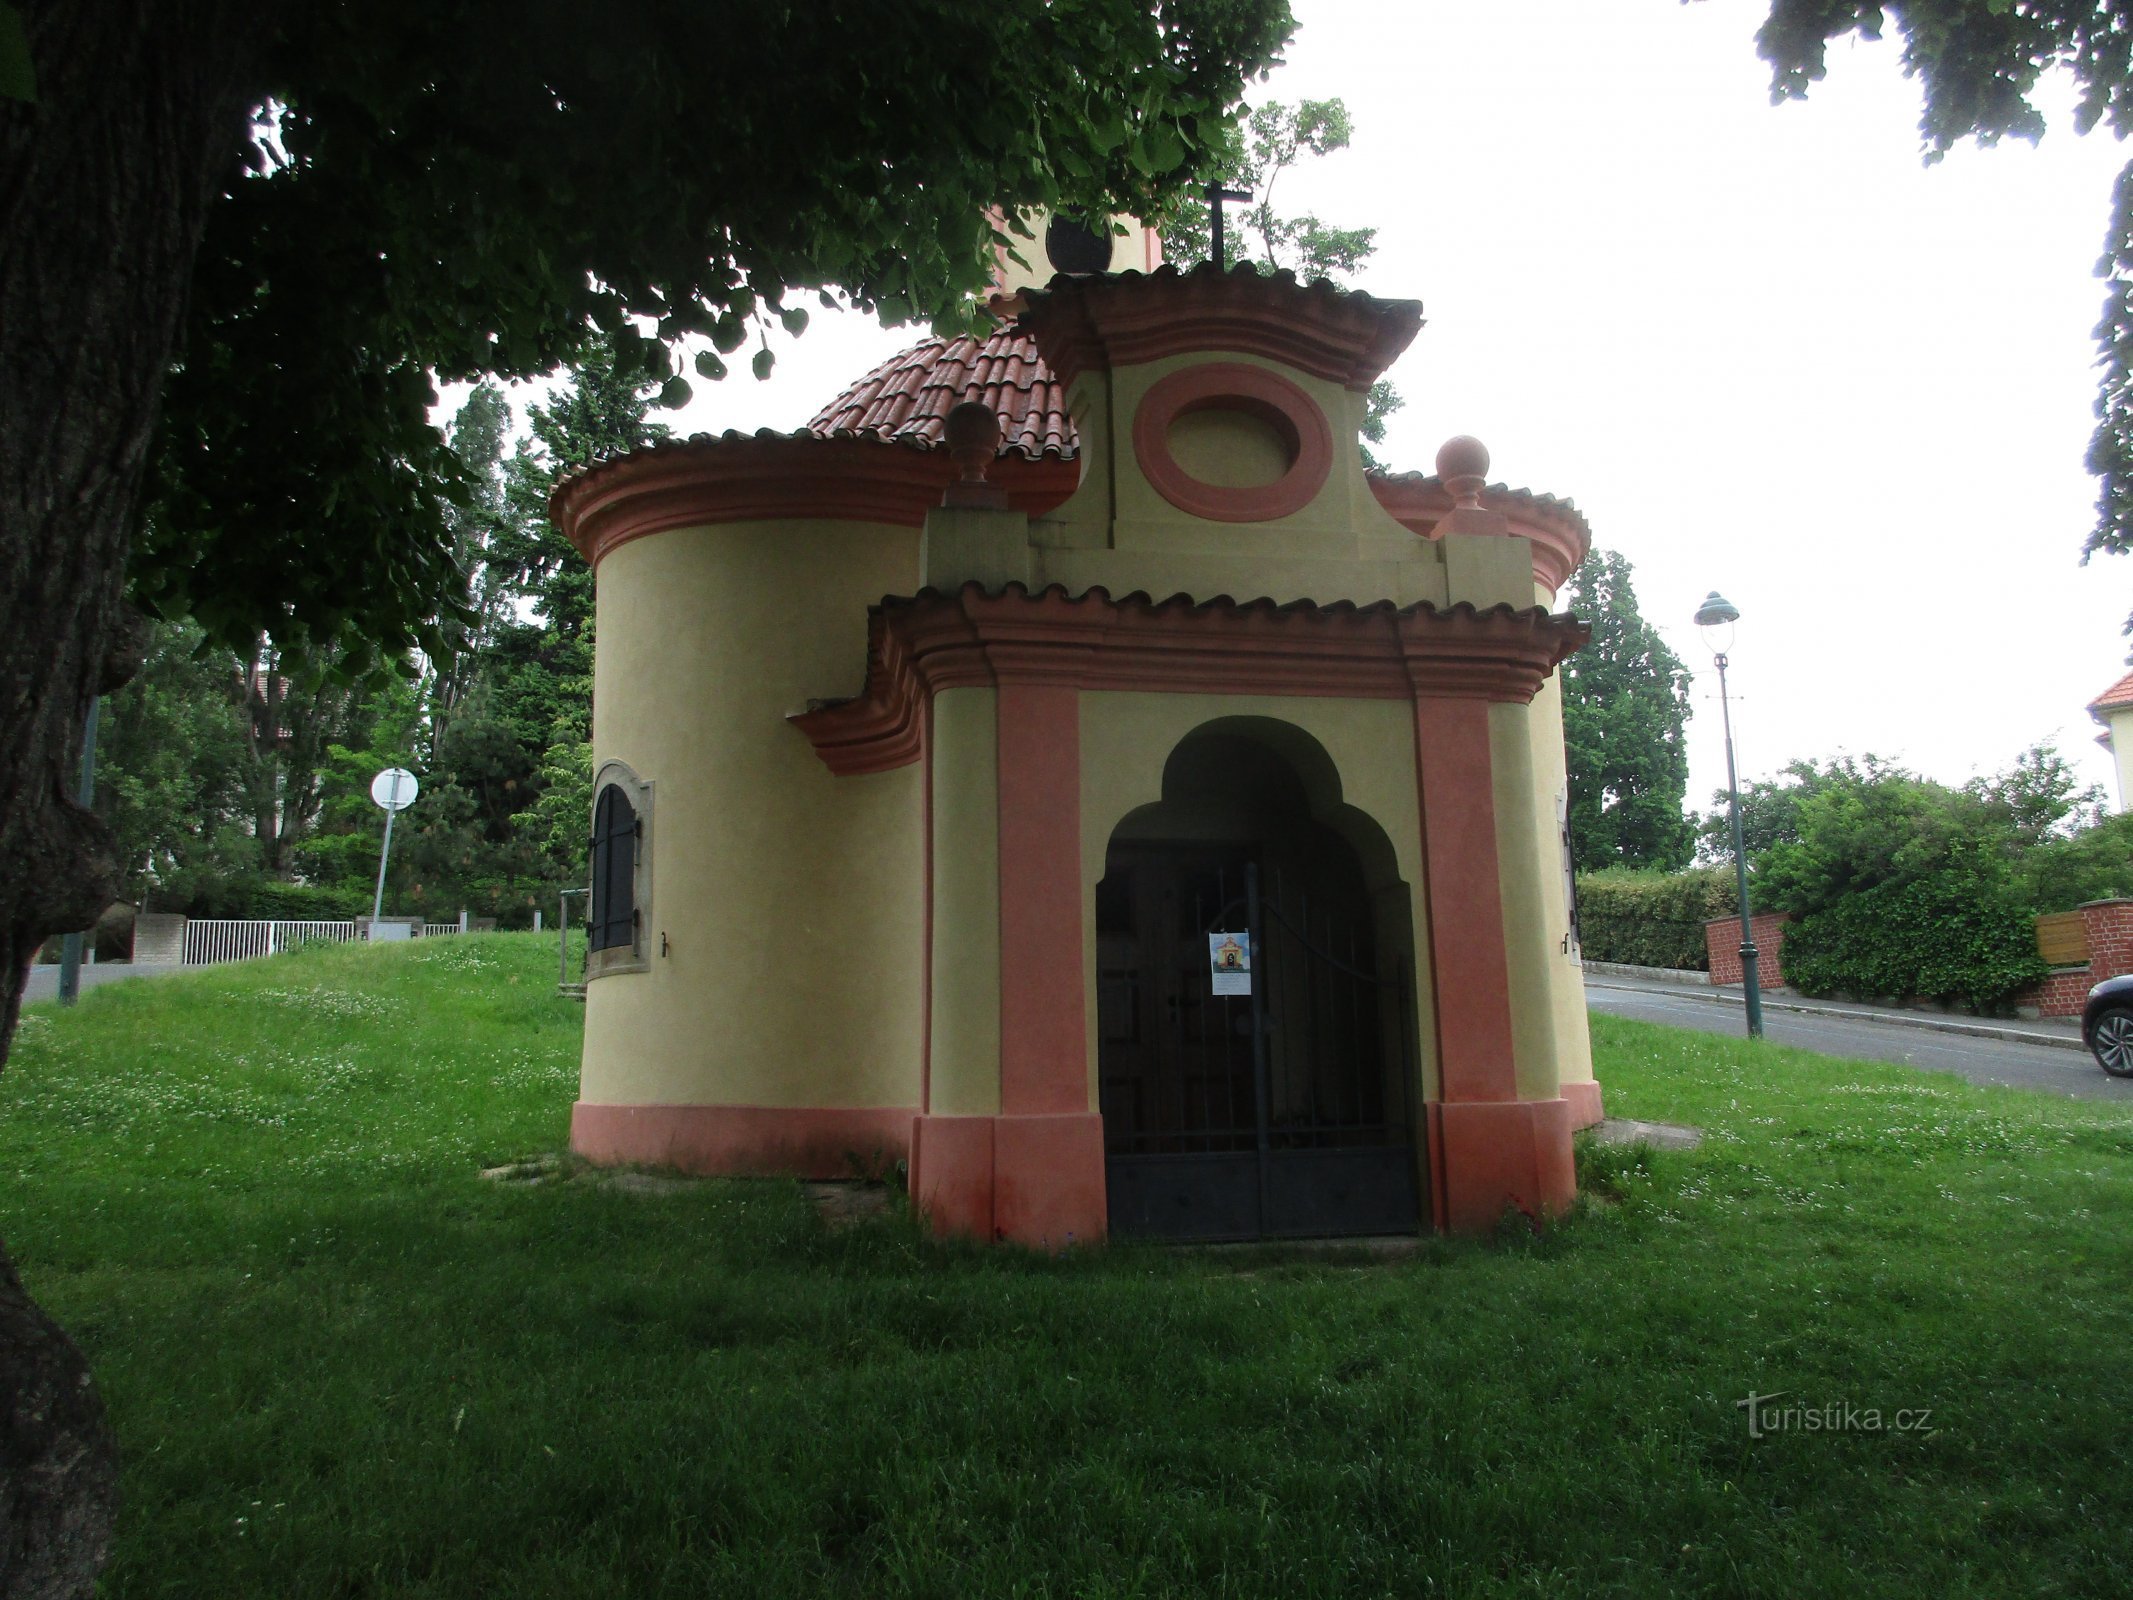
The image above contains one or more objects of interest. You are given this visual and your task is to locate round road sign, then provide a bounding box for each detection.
[370,767,419,812]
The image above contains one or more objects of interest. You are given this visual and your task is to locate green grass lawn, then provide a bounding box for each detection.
[7,933,2133,1597]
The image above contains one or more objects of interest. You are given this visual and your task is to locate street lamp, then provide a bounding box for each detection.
[1696,590,1764,1039]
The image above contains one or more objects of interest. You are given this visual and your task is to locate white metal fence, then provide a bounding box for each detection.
[181,919,360,965]
[175,917,471,965]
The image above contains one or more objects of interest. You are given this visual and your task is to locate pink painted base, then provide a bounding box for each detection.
[910,1112,1107,1250]
[570,1102,912,1180]
[1427,1098,1576,1233]
[1561,1079,1604,1131]
[909,1114,994,1239]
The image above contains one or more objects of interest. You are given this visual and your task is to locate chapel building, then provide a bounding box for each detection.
[556,216,1604,1246]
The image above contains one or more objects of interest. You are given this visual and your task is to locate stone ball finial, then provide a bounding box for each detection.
[945,400,1002,483]
[1436,434,1490,510]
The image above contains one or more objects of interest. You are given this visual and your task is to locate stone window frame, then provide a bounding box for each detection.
[586,759,654,981]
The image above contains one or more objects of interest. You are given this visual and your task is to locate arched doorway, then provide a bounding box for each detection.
[1095,719,1423,1241]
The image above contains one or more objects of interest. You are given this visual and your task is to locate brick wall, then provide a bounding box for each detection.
[2019,898,2133,1017]
[2030,970,2096,1016]
[2083,899,2133,981]
[1704,912,1789,987]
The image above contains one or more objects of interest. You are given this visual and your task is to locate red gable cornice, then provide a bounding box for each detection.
[1017,262,1423,394]
[551,432,1077,568]
[791,584,1590,777]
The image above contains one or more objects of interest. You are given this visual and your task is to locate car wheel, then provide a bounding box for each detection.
[2091,1007,2133,1078]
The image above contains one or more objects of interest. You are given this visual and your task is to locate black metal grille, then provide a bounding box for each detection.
[1100,847,1420,1241]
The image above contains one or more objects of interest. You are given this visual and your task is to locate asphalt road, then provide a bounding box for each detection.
[1587,980,2133,1104]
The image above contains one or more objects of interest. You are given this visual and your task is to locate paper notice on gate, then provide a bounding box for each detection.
[1208,931,1251,995]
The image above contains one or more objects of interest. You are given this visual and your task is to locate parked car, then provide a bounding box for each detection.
[2081,975,2133,1077]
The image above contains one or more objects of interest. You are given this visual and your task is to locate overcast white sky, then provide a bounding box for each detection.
[565,0,2133,819]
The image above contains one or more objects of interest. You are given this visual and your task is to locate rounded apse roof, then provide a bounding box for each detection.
[806,327,1074,460]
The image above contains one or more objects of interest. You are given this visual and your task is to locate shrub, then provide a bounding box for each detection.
[157,873,374,923]
[2015,812,2133,911]
[1575,867,1736,970]
[1779,870,2048,1012]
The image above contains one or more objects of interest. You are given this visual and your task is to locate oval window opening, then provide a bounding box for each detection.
[1166,401,1298,489]
[1131,362,1333,523]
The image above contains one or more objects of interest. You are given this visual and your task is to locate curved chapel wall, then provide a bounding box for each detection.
[1520,571,1594,1102]
[580,519,924,1111]
[1529,663,1597,1098]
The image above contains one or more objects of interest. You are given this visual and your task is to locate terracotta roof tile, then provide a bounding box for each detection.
[2091,668,2133,714]
[807,328,1073,460]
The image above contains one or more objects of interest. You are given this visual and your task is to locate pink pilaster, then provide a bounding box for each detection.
[1411,694,1574,1229]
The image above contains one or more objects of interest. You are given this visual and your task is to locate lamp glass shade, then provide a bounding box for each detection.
[1693,591,1740,628]
[1695,590,1739,656]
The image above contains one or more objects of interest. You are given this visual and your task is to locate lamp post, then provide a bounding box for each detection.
[368,767,419,931]
[1696,590,1764,1039]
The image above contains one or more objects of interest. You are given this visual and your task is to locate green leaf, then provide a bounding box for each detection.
[1142,122,1186,175]
[778,306,808,337]
[113,0,1295,667]
[694,349,727,381]
[658,375,692,409]
[0,2,34,103]
[751,347,775,381]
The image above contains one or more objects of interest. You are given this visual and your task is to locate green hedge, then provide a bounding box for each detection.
[160,876,375,923]
[1780,875,2048,1012]
[1575,867,1736,971]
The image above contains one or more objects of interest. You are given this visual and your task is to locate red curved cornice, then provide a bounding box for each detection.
[552,433,1079,568]
[1367,473,1592,595]
[1018,262,1424,395]
[790,584,1590,777]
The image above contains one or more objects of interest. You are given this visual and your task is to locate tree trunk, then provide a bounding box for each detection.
[0,3,254,1591]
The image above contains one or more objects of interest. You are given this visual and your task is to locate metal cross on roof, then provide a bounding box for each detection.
[1206,179,1253,272]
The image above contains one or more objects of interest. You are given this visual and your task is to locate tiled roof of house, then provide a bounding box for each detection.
[807,328,1073,459]
[2091,668,2133,715]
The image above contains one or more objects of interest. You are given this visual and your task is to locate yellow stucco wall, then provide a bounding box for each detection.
[1530,666,1597,1091]
[928,688,1001,1116]
[580,520,924,1110]
[1024,353,1452,610]
[1076,692,1439,1104]
[1490,700,1564,1102]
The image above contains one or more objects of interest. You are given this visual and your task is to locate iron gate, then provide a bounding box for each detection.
[1099,850,1421,1241]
